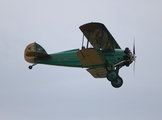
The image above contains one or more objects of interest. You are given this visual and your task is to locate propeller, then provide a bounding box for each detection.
[132,38,137,74]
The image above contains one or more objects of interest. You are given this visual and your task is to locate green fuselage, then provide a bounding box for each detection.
[36,48,126,68]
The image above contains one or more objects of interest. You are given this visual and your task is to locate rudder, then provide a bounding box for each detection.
[24,42,49,63]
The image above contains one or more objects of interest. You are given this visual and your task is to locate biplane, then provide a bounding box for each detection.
[24,22,136,88]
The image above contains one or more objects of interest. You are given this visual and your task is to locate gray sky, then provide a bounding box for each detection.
[1,0,162,120]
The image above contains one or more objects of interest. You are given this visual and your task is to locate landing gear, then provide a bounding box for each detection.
[106,67,123,88]
[28,63,36,70]
[29,65,33,69]
[107,70,118,81]
[111,77,123,88]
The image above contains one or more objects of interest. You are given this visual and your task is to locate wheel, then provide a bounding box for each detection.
[107,70,118,81]
[28,65,33,69]
[111,77,123,88]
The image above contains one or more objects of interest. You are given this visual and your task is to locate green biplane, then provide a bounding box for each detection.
[24,22,136,88]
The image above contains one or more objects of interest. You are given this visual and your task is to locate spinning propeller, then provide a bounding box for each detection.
[132,39,137,74]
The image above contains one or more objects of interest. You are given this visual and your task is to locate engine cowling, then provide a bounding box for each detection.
[124,47,132,66]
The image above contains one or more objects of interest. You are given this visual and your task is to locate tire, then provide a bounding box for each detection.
[29,66,32,69]
[111,77,123,88]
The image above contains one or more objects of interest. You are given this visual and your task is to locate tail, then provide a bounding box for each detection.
[24,42,49,63]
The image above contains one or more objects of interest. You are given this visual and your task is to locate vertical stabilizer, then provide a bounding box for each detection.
[24,42,49,63]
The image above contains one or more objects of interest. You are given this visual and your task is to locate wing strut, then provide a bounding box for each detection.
[86,31,90,48]
[81,31,90,49]
[100,27,104,49]
[81,34,84,49]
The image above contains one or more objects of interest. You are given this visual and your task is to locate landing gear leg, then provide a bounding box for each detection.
[106,66,123,88]
[107,70,118,81]
[106,65,118,81]
[28,63,37,70]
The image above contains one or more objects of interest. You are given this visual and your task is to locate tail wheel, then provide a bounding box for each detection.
[111,77,123,88]
[28,63,37,70]
[29,65,33,69]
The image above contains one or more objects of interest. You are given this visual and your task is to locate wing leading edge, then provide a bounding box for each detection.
[79,22,121,50]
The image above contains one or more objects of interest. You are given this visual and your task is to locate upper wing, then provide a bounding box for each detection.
[79,22,121,50]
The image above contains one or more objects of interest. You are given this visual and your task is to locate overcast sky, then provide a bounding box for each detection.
[1,0,162,120]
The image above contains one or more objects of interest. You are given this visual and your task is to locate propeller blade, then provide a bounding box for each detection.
[132,37,136,76]
[133,59,135,75]
[133,38,135,55]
